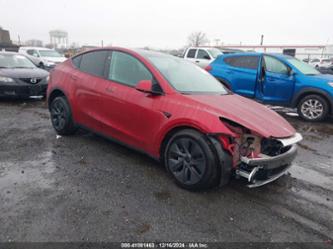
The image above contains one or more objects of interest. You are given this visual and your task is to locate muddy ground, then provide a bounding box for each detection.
[0,100,332,242]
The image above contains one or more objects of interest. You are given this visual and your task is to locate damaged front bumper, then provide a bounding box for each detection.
[236,133,302,188]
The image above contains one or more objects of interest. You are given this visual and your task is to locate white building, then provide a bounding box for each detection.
[222,44,333,60]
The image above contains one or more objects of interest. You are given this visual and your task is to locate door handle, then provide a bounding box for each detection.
[195,60,200,63]
[70,75,77,81]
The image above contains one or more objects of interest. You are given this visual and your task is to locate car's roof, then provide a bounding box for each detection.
[133,48,173,58]
[222,52,294,60]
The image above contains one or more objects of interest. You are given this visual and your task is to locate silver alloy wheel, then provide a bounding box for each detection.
[300,98,324,120]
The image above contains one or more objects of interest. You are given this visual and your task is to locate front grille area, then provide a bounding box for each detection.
[261,138,285,156]
[20,78,43,84]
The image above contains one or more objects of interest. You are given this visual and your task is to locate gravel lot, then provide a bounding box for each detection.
[0,99,332,242]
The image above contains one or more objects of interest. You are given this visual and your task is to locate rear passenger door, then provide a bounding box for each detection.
[223,55,260,98]
[184,49,197,64]
[71,50,110,131]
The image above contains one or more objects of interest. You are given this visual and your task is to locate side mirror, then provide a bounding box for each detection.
[135,80,162,95]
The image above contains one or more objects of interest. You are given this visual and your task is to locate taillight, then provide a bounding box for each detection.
[205,65,212,71]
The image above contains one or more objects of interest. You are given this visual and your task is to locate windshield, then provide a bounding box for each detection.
[207,48,222,58]
[287,58,320,75]
[147,54,228,94]
[39,50,62,57]
[0,54,36,68]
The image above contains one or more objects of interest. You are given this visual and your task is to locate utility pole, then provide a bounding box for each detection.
[18,35,21,45]
[101,40,104,47]
[260,34,264,46]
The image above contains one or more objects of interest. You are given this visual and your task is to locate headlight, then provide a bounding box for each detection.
[328,82,333,87]
[45,61,55,67]
[0,76,15,83]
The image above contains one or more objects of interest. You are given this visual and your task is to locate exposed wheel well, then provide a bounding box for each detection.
[48,89,65,109]
[296,92,331,114]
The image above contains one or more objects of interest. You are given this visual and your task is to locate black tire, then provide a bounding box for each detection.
[163,129,221,190]
[39,62,45,69]
[297,94,329,122]
[50,96,77,135]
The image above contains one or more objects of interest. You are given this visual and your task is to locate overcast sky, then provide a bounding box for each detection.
[1,0,332,49]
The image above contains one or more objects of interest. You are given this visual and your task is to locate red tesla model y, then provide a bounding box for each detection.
[47,48,302,190]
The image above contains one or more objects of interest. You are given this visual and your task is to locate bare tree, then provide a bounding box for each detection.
[187,31,209,47]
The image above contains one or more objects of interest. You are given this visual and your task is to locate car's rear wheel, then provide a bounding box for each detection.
[164,129,220,190]
[297,94,329,122]
[50,96,77,135]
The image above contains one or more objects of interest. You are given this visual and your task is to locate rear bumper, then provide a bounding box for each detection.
[0,83,47,98]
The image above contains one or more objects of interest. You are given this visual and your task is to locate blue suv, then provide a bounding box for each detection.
[208,52,333,121]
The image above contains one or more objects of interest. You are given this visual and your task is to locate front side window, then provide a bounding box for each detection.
[186,49,197,58]
[224,56,259,70]
[72,55,82,68]
[197,49,210,60]
[263,56,288,74]
[206,48,222,58]
[108,51,152,87]
[79,50,109,77]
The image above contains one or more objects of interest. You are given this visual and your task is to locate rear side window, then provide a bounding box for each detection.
[108,51,152,87]
[79,50,109,77]
[186,49,197,58]
[72,55,82,68]
[197,49,210,60]
[263,56,288,74]
[224,56,259,70]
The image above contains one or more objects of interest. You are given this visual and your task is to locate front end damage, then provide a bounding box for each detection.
[220,118,302,187]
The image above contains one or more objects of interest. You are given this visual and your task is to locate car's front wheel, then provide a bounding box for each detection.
[50,96,77,135]
[164,129,221,190]
[297,94,329,122]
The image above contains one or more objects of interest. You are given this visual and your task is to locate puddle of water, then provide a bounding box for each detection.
[0,151,55,191]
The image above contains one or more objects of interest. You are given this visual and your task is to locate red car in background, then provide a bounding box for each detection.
[47,48,302,190]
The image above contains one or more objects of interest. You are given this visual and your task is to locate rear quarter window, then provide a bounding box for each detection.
[224,56,259,70]
[72,55,82,68]
[78,50,109,77]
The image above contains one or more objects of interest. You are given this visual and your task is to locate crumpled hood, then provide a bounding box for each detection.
[185,94,296,138]
[0,68,49,79]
